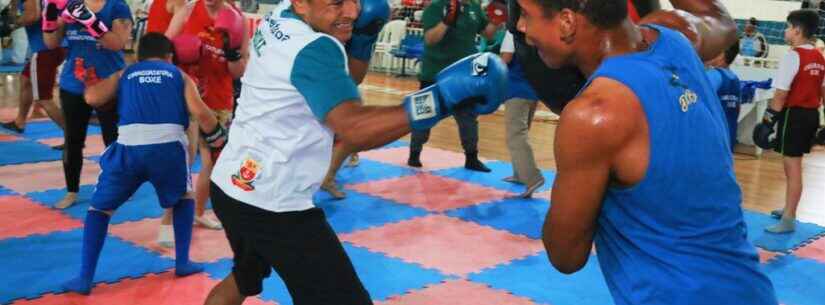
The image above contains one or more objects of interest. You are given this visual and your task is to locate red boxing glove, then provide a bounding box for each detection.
[214,7,244,61]
[172,34,203,65]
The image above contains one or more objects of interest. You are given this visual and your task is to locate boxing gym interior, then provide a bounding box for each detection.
[1,0,825,304]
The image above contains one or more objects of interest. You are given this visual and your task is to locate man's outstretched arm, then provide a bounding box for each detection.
[640,0,737,61]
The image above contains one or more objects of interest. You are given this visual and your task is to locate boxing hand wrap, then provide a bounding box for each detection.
[42,0,68,32]
[201,123,228,160]
[64,0,109,38]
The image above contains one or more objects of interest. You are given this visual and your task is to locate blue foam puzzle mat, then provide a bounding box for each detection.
[204,244,446,305]
[0,229,174,303]
[0,185,15,196]
[744,210,825,252]
[432,161,555,194]
[376,140,408,150]
[27,184,166,224]
[334,159,417,185]
[315,190,429,233]
[469,253,613,305]
[19,121,65,140]
[763,255,825,305]
[446,198,549,239]
[0,139,62,165]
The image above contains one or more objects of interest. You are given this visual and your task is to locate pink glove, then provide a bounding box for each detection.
[172,34,203,65]
[41,0,68,32]
[214,7,244,61]
[63,0,109,38]
[61,9,77,24]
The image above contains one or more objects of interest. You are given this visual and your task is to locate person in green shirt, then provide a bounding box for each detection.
[407,0,499,171]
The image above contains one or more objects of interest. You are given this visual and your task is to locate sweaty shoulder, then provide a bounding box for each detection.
[561,78,643,153]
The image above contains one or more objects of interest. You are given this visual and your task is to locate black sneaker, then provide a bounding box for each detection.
[407,150,422,168]
[465,158,491,172]
[407,157,422,168]
[1,121,23,133]
[770,209,784,219]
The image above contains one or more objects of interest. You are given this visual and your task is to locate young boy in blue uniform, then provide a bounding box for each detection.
[516,0,778,304]
[706,43,742,151]
[62,32,227,295]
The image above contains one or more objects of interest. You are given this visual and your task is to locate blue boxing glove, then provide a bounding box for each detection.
[403,53,508,131]
[346,0,390,61]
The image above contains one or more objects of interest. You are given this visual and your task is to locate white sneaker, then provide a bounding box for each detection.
[195,215,223,230]
[157,224,174,248]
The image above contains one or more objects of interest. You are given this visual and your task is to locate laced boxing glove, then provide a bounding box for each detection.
[402,52,508,131]
[346,0,390,61]
[201,123,228,161]
[214,7,244,62]
[63,0,109,38]
[41,0,68,32]
[172,34,203,65]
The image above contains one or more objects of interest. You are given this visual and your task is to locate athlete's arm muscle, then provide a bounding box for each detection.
[639,0,736,61]
[325,101,411,151]
[84,70,123,107]
[546,77,645,274]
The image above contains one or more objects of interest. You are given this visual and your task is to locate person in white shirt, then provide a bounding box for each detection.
[203,0,508,303]
[739,17,769,58]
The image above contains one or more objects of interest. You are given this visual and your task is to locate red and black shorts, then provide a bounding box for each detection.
[22,48,67,101]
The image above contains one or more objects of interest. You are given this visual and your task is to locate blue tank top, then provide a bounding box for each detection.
[59,0,132,94]
[21,0,46,53]
[117,60,188,128]
[24,21,46,53]
[588,25,777,305]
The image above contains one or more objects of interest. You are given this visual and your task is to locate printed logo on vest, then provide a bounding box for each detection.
[679,89,698,112]
[231,157,261,191]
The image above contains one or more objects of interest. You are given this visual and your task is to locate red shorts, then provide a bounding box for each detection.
[22,48,67,101]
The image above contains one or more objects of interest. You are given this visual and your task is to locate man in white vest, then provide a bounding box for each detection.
[203,0,509,303]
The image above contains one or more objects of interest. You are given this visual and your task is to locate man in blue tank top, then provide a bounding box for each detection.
[515,0,777,304]
[61,33,228,295]
[706,43,742,152]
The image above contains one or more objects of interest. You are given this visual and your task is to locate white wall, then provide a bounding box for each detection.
[659,0,802,21]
